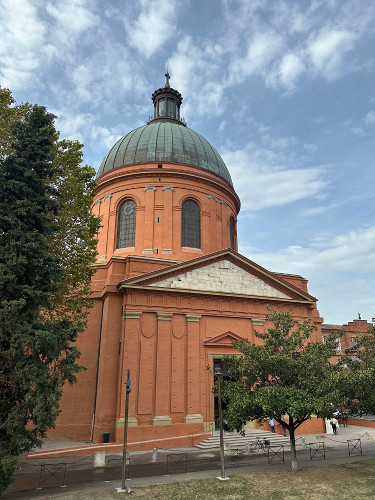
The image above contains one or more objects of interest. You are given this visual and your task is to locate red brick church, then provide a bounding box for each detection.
[49,75,330,447]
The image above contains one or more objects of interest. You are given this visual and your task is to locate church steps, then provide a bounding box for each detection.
[194,430,295,450]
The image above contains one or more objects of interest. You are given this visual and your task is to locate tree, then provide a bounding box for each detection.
[0,98,99,492]
[0,87,29,160]
[46,138,101,328]
[0,87,101,330]
[221,308,344,471]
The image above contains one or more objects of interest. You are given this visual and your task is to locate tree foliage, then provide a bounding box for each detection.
[46,139,101,327]
[0,87,29,161]
[0,90,100,493]
[221,308,344,471]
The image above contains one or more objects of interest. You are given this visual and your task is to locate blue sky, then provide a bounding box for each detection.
[1,0,374,324]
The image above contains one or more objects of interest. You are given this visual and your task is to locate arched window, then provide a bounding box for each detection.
[229,217,235,250]
[181,199,201,248]
[117,199,136,248]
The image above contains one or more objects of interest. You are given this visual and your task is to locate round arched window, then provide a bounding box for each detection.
[181,199,201,248]
[117,199,136,248]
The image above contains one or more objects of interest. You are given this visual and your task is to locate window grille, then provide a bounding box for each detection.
[117,199,136,248]
[230,217,235,250]
[181,199,201,248]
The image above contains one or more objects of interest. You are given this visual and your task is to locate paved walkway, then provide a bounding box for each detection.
[4,425,375,499]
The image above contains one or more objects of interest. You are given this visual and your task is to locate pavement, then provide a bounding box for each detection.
[4,424,375,499]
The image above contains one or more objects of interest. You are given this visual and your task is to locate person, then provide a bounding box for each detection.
[331,417,338,435]
[269,419,275,433]
[281,422,286,436]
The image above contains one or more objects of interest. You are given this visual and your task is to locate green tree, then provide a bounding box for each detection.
[0,87,29,160]
[46,138,101,328]
[221,308,343,471]
[0,98,99,492]
[0,87,101,329]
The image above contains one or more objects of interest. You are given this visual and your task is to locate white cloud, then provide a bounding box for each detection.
[307,29,356,81]
[242,224,375,322]
[222,144,328,211]
[228,31,286,85]
[0,0,46,89]
[167,36,226,119]
[300,204,337,216]
[123,0,180,58]
[246,225,375,274]
[45,0,99,46]
[278,53,305,90]
[365,111,375,124]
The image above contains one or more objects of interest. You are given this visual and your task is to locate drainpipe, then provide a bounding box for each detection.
[89,296,105,442]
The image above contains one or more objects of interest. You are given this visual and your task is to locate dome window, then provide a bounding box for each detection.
[117,199,136,248]
[181,199,201,249]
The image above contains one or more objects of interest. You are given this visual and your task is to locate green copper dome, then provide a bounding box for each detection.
[97,121,233,187]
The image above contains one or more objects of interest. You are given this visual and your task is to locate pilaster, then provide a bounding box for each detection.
[143,186,156,251]
[154,312,173,420]
[162,186,174,253]
[185,314,203,422]
[120,311,142,420]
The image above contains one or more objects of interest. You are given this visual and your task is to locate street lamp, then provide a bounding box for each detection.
[116,369,132,494]
[215,366,229,481]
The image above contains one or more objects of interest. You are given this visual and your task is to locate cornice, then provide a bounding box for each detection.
[95,165,241,212]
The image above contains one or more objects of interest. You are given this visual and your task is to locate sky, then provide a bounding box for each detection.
[1,0,374,325]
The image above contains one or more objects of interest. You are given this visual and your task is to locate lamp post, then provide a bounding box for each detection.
[116,369,132,494]
[215,366,229,481]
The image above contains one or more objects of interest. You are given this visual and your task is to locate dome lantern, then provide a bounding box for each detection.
[149,72,186,125]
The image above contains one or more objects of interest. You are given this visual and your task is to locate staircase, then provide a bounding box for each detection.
[195,430,293,451]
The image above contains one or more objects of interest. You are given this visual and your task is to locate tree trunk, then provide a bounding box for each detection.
[289,418,298,471]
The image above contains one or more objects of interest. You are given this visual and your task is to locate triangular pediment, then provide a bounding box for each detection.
[204,331,245,347]
[118,249,316,303]
[146,259,292,298]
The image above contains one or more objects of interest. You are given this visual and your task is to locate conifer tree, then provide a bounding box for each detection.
[0,106,82,492]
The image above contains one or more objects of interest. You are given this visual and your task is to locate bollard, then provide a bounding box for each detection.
[245,442,251,454]
[93,451,106,468]
[300,437,307,450]
[151,447,158,463]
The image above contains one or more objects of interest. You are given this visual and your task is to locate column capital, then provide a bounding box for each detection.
[162,186,175,192]
[156,312,173,321]
[144,186,157,192]
[185,314,202,322]
[123,311,142,319]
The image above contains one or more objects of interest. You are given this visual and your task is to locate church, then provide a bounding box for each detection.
[49,75,326,447]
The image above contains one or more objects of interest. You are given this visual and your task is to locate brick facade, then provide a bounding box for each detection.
[48,82,330,447]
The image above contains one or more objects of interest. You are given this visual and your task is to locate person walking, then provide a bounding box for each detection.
[269,419,275,433]
[331,417,338,435]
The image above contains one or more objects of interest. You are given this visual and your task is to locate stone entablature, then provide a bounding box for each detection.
[149,260,291,298]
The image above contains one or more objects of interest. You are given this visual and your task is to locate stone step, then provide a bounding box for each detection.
[195,430,293,451]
